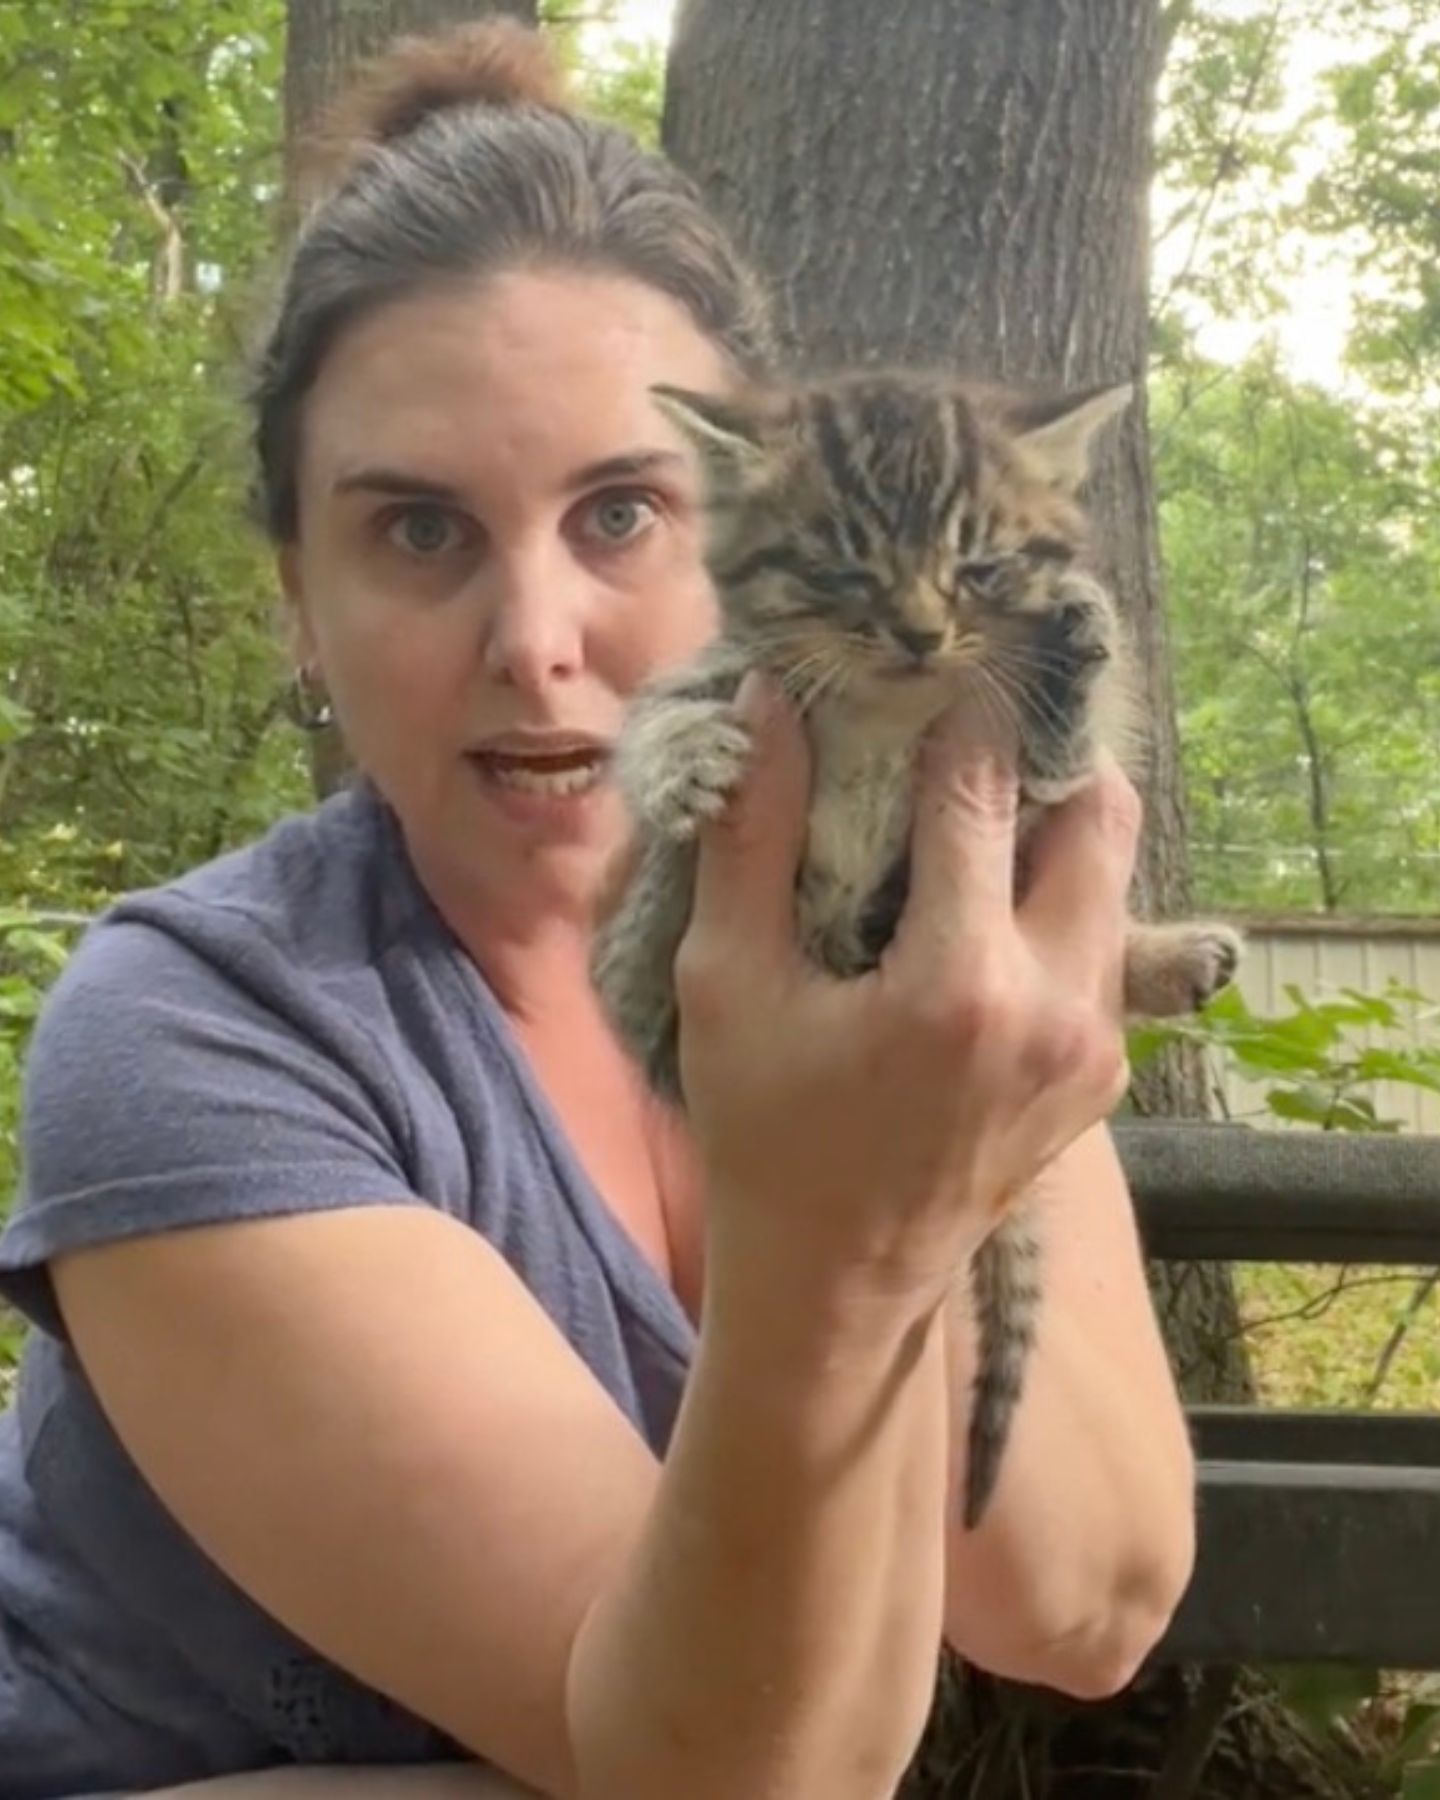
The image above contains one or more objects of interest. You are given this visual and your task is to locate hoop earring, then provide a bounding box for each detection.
[282,667,335,733]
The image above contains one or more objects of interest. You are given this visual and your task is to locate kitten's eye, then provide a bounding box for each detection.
[581,491,660,545]
[959,558,1014,597]
[384,504,466,557]
[808,567,882,601]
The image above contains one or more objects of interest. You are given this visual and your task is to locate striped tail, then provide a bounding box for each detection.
[962,1212,1043,1529]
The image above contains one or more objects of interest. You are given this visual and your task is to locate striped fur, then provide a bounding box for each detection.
[591,369,1241,1528]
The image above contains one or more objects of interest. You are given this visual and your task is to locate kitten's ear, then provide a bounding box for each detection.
[650,384,771,495]
[1009,381,1134,493]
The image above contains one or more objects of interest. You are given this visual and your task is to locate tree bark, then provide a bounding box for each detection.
[663,5,1377,1794]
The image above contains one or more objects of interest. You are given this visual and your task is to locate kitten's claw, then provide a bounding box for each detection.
[1053,574,1116,665]
[1187,925,1243,1009]
[617,700,754,842]
[1124,921,1244,1018]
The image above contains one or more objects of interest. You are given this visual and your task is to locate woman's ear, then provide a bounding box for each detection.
[277,544,317,668]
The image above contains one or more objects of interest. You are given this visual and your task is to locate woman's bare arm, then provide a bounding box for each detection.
[941,1121,1196,1696]
[55,1202,950,1800]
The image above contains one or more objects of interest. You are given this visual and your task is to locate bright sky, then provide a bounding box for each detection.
[592,0,1405,394]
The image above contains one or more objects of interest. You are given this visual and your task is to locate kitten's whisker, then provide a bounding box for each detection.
[776,643,838,712]
[996,643,1094,679]
[980,655,1062,742]
[780,646,846,710]
[986,648,1074,738]
[800,650,857,712]
[970,664,1023,741]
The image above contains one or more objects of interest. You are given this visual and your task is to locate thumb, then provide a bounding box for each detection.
[687,672,811,968]
[889,699,1019,970]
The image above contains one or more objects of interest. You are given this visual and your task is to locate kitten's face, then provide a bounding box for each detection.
[654,372,1130,710]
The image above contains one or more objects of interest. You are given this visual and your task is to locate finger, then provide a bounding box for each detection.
[1018,753,1141,987]
[687,672,811,969]
[889,699,1020,967]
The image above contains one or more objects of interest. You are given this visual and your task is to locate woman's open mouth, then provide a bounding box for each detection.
[468,737,611,800]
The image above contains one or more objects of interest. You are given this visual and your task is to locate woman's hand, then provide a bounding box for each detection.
[676,673,1139,1310]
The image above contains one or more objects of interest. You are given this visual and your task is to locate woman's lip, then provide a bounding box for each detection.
[471,733,611,758]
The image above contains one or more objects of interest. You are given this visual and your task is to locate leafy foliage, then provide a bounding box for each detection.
[1132,977,1440,1132]
[1151,1,1440,917]
[0,0,307,927]
[1310,6,1440,390]
[1153,347,1440,912]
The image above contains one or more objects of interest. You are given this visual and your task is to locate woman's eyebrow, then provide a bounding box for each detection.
[331,449,686,502]
[331,467,463,501]
[564,449,687,491]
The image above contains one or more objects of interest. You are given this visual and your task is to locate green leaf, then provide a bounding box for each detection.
[1401,1762,1440,1800]
[0,694,34,745]
[1270,1662,1380,1735]
[1390,1704,1440,1773]
[1265,1086,1344,1126]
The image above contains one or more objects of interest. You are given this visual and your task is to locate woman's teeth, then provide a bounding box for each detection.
[480,753,605,796]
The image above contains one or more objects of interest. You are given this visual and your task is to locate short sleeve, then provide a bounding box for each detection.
[0,912,422,1336]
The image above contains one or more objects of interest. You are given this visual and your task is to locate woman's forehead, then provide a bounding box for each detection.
[302,270,730,486]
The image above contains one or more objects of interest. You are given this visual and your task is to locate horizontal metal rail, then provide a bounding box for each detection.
[1113,1120,1440,1263]
[1158,1456,1440,1667]
[1188,1404,1440,1468]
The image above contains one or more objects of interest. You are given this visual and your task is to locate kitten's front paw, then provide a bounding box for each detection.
[1124,920,1244,1018]
[617,700,754,841]
[1052,573,1116,668]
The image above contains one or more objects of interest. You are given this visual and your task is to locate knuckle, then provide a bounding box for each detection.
[1021,1004,1125,1098]
[912,957,1015,1051]
[1025,1005,1090,1085]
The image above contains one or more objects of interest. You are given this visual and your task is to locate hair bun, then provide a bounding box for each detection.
[307,19,569,189]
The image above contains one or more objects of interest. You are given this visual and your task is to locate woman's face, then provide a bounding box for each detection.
[281,268,729,933]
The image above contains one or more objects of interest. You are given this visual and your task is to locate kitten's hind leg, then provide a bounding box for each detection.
[1124,919,1243,1018]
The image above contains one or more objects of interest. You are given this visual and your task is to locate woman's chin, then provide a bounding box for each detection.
[462,774,630,915]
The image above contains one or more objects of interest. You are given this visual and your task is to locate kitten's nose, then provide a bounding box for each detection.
[892,625,945,659]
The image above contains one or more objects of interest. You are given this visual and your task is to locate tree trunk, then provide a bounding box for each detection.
[665,0,1248,1388]
[282,0,538,796]
[663,5,1373,1794]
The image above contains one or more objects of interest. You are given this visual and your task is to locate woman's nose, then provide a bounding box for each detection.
[480,541,588,693]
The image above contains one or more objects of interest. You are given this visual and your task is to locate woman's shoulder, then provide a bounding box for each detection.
[13,779,439,1224]
[97,779,421,983]
[0,784,443,1329]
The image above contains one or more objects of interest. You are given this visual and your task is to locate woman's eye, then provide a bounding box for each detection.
[384,505,465,557]
[583,492,659,545]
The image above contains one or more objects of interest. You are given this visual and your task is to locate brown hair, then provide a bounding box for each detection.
[251,19,773,541]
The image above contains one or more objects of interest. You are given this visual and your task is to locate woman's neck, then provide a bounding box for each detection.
[467,918,602,1030]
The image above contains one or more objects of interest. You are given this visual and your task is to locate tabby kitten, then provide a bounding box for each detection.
[591,369,1240,1528]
